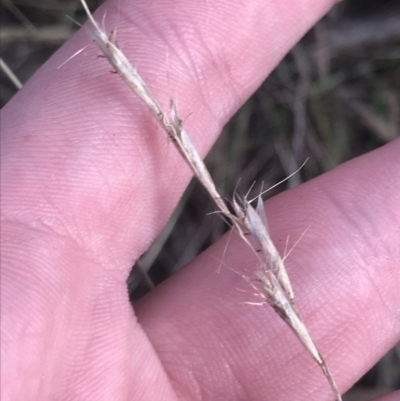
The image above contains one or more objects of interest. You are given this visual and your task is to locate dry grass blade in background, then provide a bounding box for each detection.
[79,0,342,399]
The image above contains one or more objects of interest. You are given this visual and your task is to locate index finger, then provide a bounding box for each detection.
[1,0,339,272]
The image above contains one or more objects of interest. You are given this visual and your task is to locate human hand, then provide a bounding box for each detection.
[1,0,399,400]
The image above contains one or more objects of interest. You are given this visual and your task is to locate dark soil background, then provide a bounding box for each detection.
[1,0,399,399]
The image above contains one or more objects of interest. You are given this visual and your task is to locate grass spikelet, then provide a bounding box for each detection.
[79,1,343,399]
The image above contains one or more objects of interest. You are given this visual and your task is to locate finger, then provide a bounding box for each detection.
[136,139,400,400]
[1,0,339,274]
[374,391,400,401]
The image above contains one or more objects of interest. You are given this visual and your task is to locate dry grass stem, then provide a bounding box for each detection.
[79,1,342,399]
[0,57,23,90]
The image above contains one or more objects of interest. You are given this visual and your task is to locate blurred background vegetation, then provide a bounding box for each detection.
[1,0,399,399]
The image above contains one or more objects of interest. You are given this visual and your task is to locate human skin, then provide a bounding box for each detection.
[1,0,399,400]
[375,391,400,401]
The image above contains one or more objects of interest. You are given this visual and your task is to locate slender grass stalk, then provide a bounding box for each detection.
[78,1,342,399]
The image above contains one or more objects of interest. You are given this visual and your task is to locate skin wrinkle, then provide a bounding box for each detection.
[157,342,200,401]
[313,185,390,282]
[181,24,224,118]
[320,190,377,281]
[164,26,205,100]
[336,192,385,268]
[195,15,247,111]
[40,183,94,249]
[224,362,251,401]
[319,186,400,323]
[114,7,175,108]
[362,263,399,326]
[146,14,229,124]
